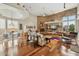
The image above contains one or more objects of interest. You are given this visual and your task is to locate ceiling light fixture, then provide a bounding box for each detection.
[17,3,20,5]
[43,14,45,16]
[9,12,14,28]
[42,7,48,16]
[64,3,66,9]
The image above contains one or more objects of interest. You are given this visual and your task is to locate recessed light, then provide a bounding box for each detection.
[43,14,45,16]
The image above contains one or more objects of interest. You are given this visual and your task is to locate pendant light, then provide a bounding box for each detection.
[17,3,20,5]
[9,12,14,28]
[64,3,65,9]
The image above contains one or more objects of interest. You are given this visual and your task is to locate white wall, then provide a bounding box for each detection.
[18,15,37,32]
[0,15,37,33]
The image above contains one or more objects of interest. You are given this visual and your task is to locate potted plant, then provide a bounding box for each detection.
[68,24,75,32]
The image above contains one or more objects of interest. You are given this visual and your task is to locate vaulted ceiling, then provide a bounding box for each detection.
[21,3,78,16]
[0,3,29,20]
[0,3,78,19]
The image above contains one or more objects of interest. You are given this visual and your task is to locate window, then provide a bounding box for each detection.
[0,18,6,29]
[62,15,76,32]
[0,18,19,34]
[0,18,6,34]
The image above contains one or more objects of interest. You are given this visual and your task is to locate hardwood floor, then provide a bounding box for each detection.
[0,39,63,56]
[16,44,62,56]
[31,46,62,56]
[15,32,63,56]
[17,45,35,56]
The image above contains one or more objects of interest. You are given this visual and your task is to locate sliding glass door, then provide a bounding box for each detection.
[0,18,19,56]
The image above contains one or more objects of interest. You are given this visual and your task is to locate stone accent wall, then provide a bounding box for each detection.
[37,8,77,32]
